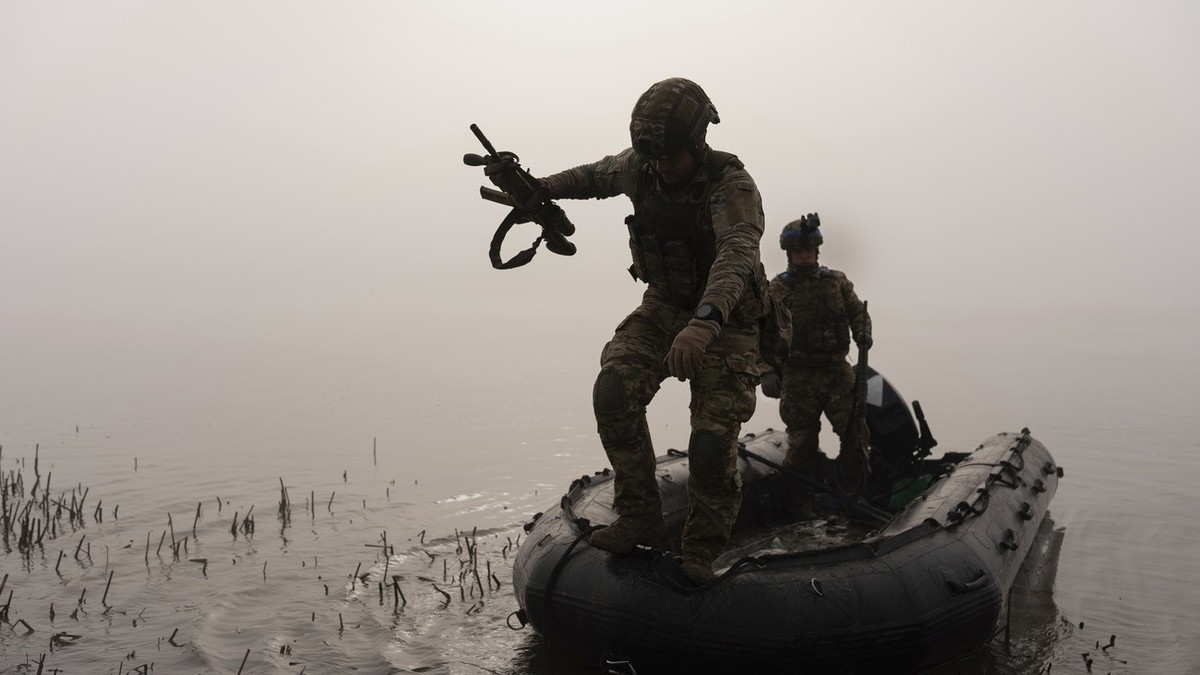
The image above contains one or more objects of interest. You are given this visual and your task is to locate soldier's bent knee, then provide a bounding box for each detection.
[687,430,725,475]
[593,368,628,418]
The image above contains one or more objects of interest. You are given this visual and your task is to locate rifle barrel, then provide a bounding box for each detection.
[469,123,500,159]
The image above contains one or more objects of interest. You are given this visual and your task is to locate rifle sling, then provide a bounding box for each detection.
[489,208,542,270]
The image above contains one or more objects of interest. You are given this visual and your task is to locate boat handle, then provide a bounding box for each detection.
[946,570,989,593]
[1017,502,1034,521]
[507,609,528,630]
[999,528,1020,551]
[1031,478,1047,494]
[523,512,544,534]
[603,658,638,675]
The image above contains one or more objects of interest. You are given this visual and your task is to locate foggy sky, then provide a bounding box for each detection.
[3,2,1198,439]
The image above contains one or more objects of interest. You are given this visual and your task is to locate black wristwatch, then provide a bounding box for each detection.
[694,303,724,325]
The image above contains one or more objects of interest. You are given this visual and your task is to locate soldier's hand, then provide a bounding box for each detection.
[666,319,720,381]
[855,333,873,350]
[482,153,517,178]
[483,156,539,209]
[760,372,782,399]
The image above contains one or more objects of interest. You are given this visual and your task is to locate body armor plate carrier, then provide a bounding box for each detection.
[625,151,743,306]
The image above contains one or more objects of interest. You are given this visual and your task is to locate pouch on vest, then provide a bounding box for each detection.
[662,240,699,297]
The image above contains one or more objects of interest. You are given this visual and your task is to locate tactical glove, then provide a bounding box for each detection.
[484,156,540,211]
[854,333,873,350]
[666,319,720,381]
[760,372,782,399]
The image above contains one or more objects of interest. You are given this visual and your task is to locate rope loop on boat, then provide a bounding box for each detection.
[989,459,1026,490]
[522,512,544,534]
[987,471,1019,490]
[506,609,528,630]
[946,489,991,526]
[1001,449,1025,472]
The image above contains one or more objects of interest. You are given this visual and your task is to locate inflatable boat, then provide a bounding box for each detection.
[510,371,1063,674]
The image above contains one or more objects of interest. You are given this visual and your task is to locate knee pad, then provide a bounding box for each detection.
[593,368,628,418]
[687,430,724,474]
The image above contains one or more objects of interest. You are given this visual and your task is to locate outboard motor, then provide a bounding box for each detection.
[863,366,938,497]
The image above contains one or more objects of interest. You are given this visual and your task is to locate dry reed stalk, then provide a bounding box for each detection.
[101,570,114,606]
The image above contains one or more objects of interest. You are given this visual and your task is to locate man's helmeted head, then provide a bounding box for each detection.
[780,213,823,251]
[629,77,720,160]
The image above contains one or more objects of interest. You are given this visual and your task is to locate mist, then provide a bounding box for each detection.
[3,1,1198,447]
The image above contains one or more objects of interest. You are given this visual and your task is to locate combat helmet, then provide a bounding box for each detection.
[780,213,823,250]
[629,78,720,159]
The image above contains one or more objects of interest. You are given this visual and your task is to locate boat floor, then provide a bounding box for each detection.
[712,510,880,570]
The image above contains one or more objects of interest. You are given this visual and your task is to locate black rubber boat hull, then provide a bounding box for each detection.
[512,428,1060,674]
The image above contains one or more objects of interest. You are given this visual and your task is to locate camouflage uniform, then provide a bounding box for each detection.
[768,265,871,474]
[541,147,769,565]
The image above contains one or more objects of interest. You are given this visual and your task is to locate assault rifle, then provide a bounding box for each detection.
[463,124,576,269]
[837,300,871,495]
[848,301,870,449]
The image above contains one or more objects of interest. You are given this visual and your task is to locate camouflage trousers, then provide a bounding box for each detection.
[592,299,760,563]
[779,360,867,473]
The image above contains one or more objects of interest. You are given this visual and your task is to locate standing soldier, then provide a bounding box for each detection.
[529,78,774,585]
[763,214,872,503]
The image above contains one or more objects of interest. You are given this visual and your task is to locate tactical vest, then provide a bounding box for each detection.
[779,268,852,355]
[624,151,743,306]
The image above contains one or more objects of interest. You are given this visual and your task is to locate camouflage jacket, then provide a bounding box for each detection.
[539,147,767,328]
[768,265,870,361]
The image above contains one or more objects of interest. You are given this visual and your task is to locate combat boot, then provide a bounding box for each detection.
[678,556,715,585]
[782,449,819,520]
[833,443,869,497]
[589,514,667,554]
[786,487,817,521]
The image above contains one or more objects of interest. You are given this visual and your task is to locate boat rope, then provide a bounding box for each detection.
[986,464,1024,490]
[540,519,602,638]
[946,489,991,527]
[951,462,1006,470]
[945,429,1037,528]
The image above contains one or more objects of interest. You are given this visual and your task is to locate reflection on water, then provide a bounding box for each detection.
[986,516,1068,675]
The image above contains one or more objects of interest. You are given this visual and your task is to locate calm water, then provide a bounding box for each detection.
[1,305,1197,674]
